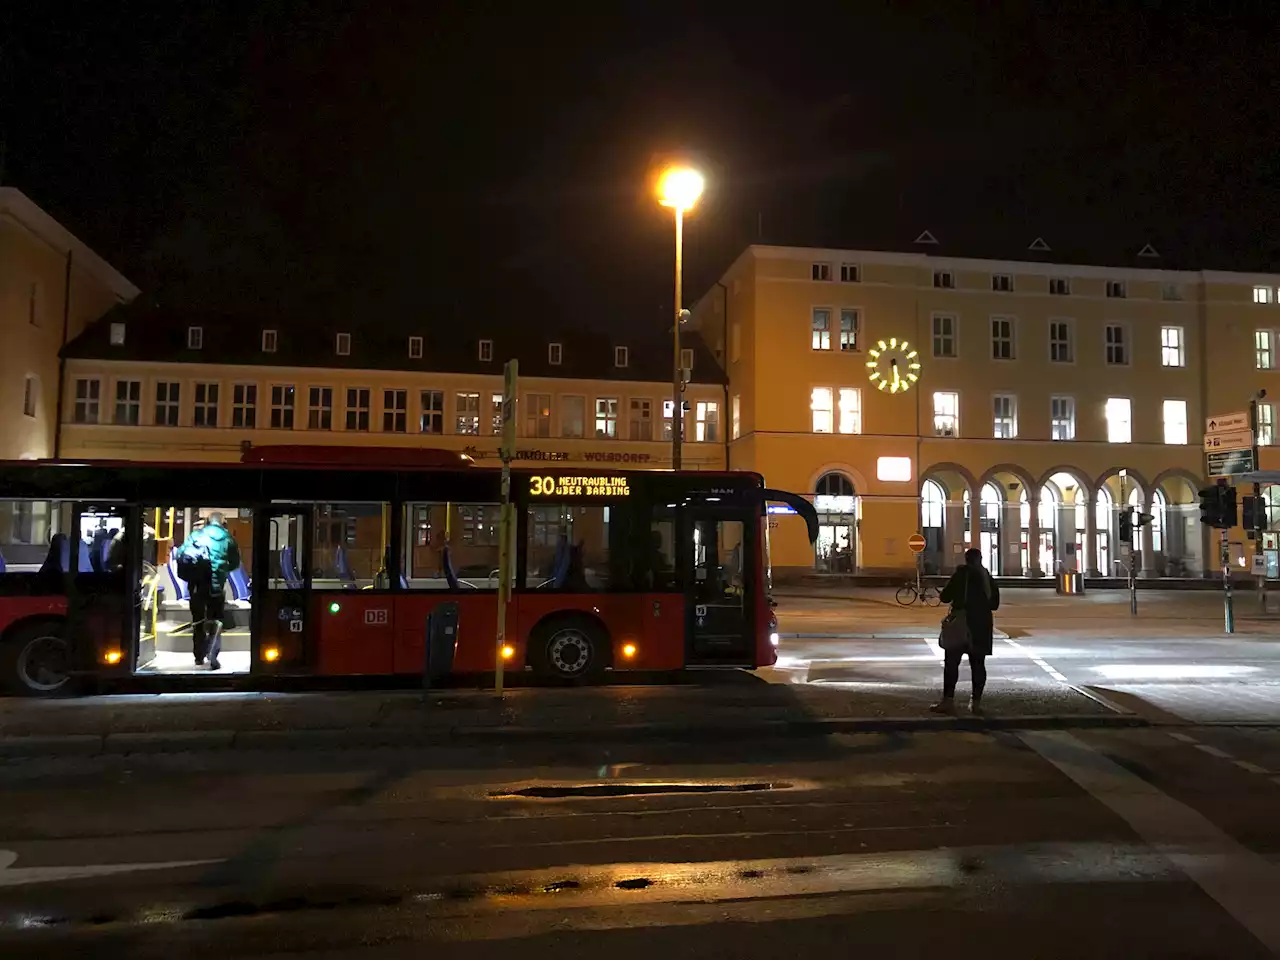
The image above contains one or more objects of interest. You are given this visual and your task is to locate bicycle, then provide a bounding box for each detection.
[896,579,941,606]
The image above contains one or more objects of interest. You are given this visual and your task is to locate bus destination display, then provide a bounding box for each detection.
[529,476,630,498]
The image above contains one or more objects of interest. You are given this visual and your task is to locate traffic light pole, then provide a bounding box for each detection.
[1250,398,1265,611]
[1222,527,1235,634]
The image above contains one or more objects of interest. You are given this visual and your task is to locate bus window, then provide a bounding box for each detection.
[0,499,62,574]
[526,504,618,590]
[692,519,745,601]
[312,503,385,589]
[648,518,678,591]
[403,502,502,589]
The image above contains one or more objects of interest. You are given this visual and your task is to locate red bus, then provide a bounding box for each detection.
[0,451,816,695]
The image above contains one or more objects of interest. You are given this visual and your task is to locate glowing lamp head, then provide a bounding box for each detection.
[501,645,515,661]
[263,646,281,662]
[104,649,122,665]
[621,642,638,659]
[657,167,704,211]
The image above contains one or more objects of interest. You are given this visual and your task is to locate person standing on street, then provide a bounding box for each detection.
[176,512,241,671]
[932,547,1000,716]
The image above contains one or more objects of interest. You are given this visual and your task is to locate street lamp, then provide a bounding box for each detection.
[657,165,704,471]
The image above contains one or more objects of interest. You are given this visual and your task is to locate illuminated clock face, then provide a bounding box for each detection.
[865,338,921,393]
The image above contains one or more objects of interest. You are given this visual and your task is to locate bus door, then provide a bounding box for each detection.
[71,502,139,677]
[684,510,752,666]
[253,506,313,671]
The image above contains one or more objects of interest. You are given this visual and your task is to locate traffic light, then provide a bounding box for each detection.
[1241,495,1267,531]
[1198,485,1238,528]
[1119,506,1134,543]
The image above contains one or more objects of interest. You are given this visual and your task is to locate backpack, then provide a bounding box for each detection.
[175,538,212,584]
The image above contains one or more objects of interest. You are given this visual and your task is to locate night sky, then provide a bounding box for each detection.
[4,4,1278,333]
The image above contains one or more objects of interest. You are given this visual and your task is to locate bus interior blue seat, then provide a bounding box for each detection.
[442,545,461,590]
[164,556,191,601]
[280,546,304,588]
[399,574,408,589]
[228,566,251,601]
[78,540,92,573]
[335,544,357,588]
[0,547,6,574]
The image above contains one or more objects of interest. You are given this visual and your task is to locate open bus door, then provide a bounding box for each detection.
[253,506,313,672]
[70,502,139,685]
[684,504,755,666]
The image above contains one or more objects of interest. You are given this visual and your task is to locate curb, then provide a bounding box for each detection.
[0,713,1148,758]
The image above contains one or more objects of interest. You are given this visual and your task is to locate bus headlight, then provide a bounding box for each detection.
[769,632,780,647]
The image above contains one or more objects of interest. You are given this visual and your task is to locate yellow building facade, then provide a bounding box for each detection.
[694,244,1280,578]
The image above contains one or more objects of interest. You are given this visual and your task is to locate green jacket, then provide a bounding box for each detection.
[181,522,241,591]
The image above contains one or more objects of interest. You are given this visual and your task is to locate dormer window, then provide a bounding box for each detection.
[549,342,563,365]
[479,339,493,362]
[187,326,203,350]
[109,322,126,346]
[335,332,351,356]
[614,346,629,368]
[409,336,423,359]
[262,329,278,353]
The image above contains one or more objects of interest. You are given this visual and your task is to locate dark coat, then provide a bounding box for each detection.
[940,563,1001,655]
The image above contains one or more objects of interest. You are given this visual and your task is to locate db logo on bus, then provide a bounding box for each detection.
[364,608,390,625]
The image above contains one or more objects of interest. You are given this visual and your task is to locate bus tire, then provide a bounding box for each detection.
[1,620,75,697]
[530,615,608,683]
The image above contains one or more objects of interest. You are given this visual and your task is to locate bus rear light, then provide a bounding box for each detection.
[621,642,638,659]
[501,645,515,660]
[263,646,281,662]
[104,649,122,665]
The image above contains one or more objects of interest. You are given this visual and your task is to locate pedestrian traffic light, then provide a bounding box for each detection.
[1241,495,1267,531]
[1198,485,1238,528]
[1119,506,1134,543]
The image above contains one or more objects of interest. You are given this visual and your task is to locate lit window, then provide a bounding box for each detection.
[187,326,203,350]
[1105,397,1132,443]
[1049,277,1070,296]
[932,314,956,358]
[1049,319,1073,363]
[811,262,831,281]
[490,393,503,434]
[548,342,563,365]
[455,392,479,434]
[614,346,628,368]
[661,399,685,441]
[345,387,370,431]
[1106,280,1126,299]
[383,389,408,433]
[1255,286,1275,305]
[335,332,351,356]
[1051,396,1075,441]
[933,391,958,437]
[479,339,493,362]
[594,397,618,438]
[991,316,1015,360]
[838,309,859,351]
[933,270,954,289]
[262,329,278,353]
[109,322,126,345]
[810,387,834,433]
[731,394,741,439]
[991,273,1013,292]
[811,308,831,350]
[1162,399,1188,445]
[840,263,861,283]
[1160,326,1185,367]
[529,394,553,438]
[1256,330,1275,370]
[1105,324,1128,365]
[838,388,861,434]
[408,336,423,359]
[695,401,719,442]
[992,394,1017,439]
[1258,403,1274,445]
[876,457,912,482]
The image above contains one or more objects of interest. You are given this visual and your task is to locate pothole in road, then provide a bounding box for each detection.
[489,781,789,799]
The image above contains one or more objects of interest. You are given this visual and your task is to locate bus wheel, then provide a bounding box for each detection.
[532,617,607,683]
[2,622,74,697]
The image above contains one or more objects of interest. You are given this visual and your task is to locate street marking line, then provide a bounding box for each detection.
[0,849,221,888]
[1234,760,1270,775]
[1020,730,1280,953]
[1168,732,1199,744]
[1195,744,1233,760]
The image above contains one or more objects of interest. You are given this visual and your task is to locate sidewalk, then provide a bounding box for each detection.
[0,680,1137,757]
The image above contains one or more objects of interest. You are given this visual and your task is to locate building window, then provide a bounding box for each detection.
[628,398,652,440]
[1162,399,1188,445]
[194,382,220,428]
[1162,283,1183,301]
[695,401,719,442]
[527,393,552,438]
[992,394,1017,439]
[114,380,142,425]
[680,347,693,371]
[231,383,257,428]
[614,346,629,368]
[840,263,861,283]
[73,379,100,424]
[594,397,618,438]
[839,309,859,352]
[991,316,1015,360]
[838,388,861,434]
[270,385,295,429]
[1255,286,1275,305]
[155,382,180,426]
[22,375,37,418]
[1160,326,1185,367]
[1106,280,1126,299]
[991,273,1013,292]
[549,342,563,365]
[408,336,423,359]
[1256,330,1275,370]
[561,396,585,438]
[933,391,959,437]
[811,262,831,281]
[454,392,479,435]
[1105,324,1129,365]
[1051,396,1075,441]
[345,387,371,432]
[1049,319,1074,363]
[109,322,126,345]
[479,339,493,362]
[419,390,443,434]
[731,395,741,439]
[811,308,831,350]
[187,326,203,350]
[662,400,685,441]
[932,314,957,358]
[809,388,834,433]
[1105,397,1132,443]
[933,270,954,289]
[490,392,504,434]
[262,329,278,353]
[383,389,407,433]
[1258,403,1275,445]
[1049,277,1071,296]
[308,387,333,430]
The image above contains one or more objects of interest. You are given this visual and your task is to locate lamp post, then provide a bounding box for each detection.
[657,166,704,470]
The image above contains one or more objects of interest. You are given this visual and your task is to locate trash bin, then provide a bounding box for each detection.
[1056,571,1085,596]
